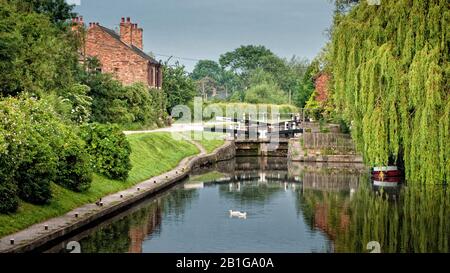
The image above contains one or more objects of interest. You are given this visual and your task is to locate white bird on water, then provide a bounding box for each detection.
[229,210,247,219]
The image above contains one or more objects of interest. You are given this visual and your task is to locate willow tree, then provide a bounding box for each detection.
[331,0,449,184]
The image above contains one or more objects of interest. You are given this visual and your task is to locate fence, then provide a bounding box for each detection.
[303,133,357,153]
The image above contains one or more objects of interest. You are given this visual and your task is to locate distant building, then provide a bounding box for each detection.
[72,17,163,88]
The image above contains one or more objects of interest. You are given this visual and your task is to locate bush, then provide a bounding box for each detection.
[0,98,57,205]
[83,73,134,124]
[0,183,18,214]
[16,129,56,205]
[123,83,167,128]
[55,128,92,192]
[0,97,94,210]
[81,123,132,181]
[0,127,19,213]
[244,83,288,105]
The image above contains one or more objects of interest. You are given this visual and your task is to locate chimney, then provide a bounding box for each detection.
[119,17,143,50]
[134,25,143,50]
[71,16,85,32]
[120,17,133,46]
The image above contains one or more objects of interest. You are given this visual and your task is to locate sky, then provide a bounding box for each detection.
[72,0,335,71]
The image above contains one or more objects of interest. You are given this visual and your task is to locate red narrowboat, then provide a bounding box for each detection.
[372,166,403,180]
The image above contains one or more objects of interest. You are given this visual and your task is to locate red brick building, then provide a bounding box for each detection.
[73,17,163,88]
[313,73,330,104]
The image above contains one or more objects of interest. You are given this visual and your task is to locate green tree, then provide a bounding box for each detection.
[294,59,320,108]
[80,71,133,124]
[11,0,76,25]
[163,62,197,112]
[219,45,278,75]
[81,123,132,181]
[244,83,288,105]
[191,60,223,82]
[331,0,449,184]
[0,0,79,97]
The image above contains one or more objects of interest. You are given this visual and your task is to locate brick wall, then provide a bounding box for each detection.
[314,73,330,103]
[86,24,150,86]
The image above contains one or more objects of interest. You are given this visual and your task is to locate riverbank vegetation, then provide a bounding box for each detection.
[0,132,199,237]
[328,0,449,184]
[0,0,198,219]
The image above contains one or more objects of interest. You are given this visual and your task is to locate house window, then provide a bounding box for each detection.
[148,67,154,87]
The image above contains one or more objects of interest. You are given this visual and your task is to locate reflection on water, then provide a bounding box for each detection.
[45,157,449,253]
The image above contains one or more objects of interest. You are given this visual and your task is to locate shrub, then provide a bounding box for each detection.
[0,98,57,205]
[0,183,18,214]
[81,123,132,181]
[0,126,19,213]
[83,73,133,124]
[244,83,288,105]
[123,83,167,128]
[0,97,94,210]
[55,127,92,192]
[63,84,93,124]
[16,129,56,204]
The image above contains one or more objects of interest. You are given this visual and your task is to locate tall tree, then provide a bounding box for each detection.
[191,60,223,82]
[10,0,76,24]
[219,45,277,75]
[331,0,449,184]
[0,0,78,97]
[163,62,197,112]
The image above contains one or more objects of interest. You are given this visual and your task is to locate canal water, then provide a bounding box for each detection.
[44,157,449,253]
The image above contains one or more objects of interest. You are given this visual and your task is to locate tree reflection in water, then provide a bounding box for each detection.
[50,159,448,253]
[77,188,199,253]
[294,162,450,253]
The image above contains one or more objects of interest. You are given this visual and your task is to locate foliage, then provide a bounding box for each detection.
[293,59,320,108]
[163,62,197,112]
[244,83,288,105]
[202,102,298,118]
[61,84,93,124]
[219,45,280,75]
[80,72,133,124]
[123,83,167,128]
[204,46,310,104]
[78,63,167,128]
[81,123,132,181]
[0,97,94,207]
[0,0,79,97]
[331,0,449,184]
[0,182,18,214]
[10,0,76,25]
[191,60,224,82]
[219,45,297,92]
[55,128,92,192]
[0,133,199,236]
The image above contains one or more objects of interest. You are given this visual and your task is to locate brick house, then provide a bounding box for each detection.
[73,17,163,88]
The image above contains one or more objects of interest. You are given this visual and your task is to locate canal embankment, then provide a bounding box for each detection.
[288,133,363,163]
[0,134,234,253]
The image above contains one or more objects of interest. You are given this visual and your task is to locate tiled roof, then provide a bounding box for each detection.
[98,25,160,65]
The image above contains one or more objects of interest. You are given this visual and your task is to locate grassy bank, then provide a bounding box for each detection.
[0,132,200,237]
[180,131,226,153]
